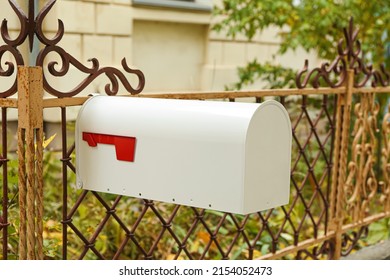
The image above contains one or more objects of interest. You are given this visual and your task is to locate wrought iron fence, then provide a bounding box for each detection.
[0,0,389,260]
[55,93,336,260]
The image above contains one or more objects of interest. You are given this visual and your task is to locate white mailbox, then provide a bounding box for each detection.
[76,96,291,214]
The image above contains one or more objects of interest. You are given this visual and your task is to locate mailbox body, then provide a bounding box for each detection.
[76,96,291,214]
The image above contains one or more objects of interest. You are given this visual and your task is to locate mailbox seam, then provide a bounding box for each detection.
[75,95,100,188]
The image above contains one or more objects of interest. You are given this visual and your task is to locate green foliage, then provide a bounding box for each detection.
[214,0,390,89]
[2,147,320,259]
[226,61,296,90]
[365,219,390,245]
[0,157,19,259]
[1,106,389,259]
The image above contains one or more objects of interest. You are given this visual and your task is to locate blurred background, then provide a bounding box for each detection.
[1,0,389,149]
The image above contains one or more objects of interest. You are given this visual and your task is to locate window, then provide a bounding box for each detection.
[132,0,212,12]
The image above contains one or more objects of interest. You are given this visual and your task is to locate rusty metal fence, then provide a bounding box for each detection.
[0,1,389,260]
[56,92,338,260]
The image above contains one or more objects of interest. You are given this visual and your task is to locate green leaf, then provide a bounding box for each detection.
[213,0,390,88]
[369,222,386,232]
[367,232,387,244]
[261,244,270,255]
[280,233,294,242]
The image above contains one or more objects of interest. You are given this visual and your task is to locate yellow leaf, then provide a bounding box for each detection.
[43,134,57,149]
[197,231,210,244]
[166,254,177,260]
[252,250,262,259]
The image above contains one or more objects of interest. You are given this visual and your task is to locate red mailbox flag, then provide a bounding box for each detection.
[82,132,136,162]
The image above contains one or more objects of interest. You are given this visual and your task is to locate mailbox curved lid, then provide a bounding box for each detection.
[76,96,290,141]
[76,96,291,214]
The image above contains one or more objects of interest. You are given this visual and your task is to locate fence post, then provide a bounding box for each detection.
[329,69,354,259]
[17,66,44,260]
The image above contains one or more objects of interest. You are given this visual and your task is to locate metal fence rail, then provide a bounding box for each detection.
[0,108,9,260]
[0,1,389,260]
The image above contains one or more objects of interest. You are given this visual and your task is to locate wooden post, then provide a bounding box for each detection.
[329,70,354,259]
[17,66,44,260]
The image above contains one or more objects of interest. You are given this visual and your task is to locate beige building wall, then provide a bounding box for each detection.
[38,0,320,94]
[1,0,321,122]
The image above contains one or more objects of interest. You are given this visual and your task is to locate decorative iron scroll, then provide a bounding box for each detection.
[296,240,334,260]
[380,104,390,212]
[344,93,379,222]
[296,18,390,89]
[0,0,145,97]
[340,226,369,257]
